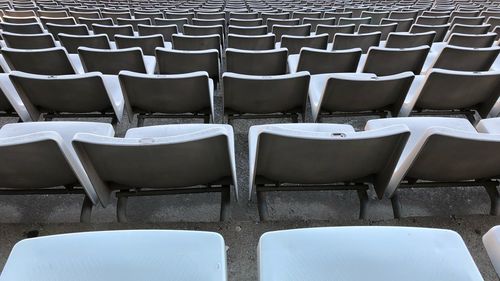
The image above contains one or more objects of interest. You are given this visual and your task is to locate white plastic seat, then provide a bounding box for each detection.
[308,72,415,121]
[0,230,227,281]
[72,124,238,221]
[399,68,500,121]
[249,123,409,219]
[366,117,500,217]
[0,121,114,222]
[8,71,124,123]
[259,226,483,281]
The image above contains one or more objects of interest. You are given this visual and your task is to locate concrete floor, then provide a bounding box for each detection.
[0,89,499,280]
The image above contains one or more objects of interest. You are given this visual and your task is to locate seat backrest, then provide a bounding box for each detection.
[0,22,43,34]
[101,11,131,24]
[363,46,430,76]
[321,72,415,116]
[46,23,89,40]
[415,15,450,25]
[389,10,419,19]
[254,125,409,186]
[316,24,356,43]
[261,12,290,22]
[2,47,76,75]
[71,11,100,19]
[407,132,500,181]
[134,11,163,22]
[409,23,450,41]
[154,18,188,32]
[228,25,267,35]
[225,48,288,75]
[432,45,500,71]
[2,32,56,49]
[227,34,275,50]
[338,17,371,31]
[223,72,310,115]
[266,18,300,32]
[115,34,165,56]
[39,16,77,28]
[358,23,398,40]
[78,17,114,30]
[415,69,500,117]
[73,127,234,189]
[172,34,221,52]
[381,18,414,32]
[448,32,497,48]
[385,31,436,48]
[2,15,38,24]
[9,71,113,117]
[229,18,263,27]
[119,70,212,114]
[0,135,77,188]
[303,17,335,31]
[361,11,390,24]
[450,16,485,27]
[116,18,151,31]
[137,24,178,42]
[333,32,382,53]
[448,23,491,36]
[196,12,225,19]
[92,24,134,41]
[78,47,147,74]
[59,33,111,53]
[183,24,224,40]
[156,49,219,80]
[38,10,69,18]
[230,11,259,19]
[280,34,328,55]
[297,47,362,74]
[272,23,311,41]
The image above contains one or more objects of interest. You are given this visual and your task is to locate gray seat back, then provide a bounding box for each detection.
[227,25,268,35]
[316,24,356,43]
[227,34,275,50]
[333,32,381,53]
[0,22,43,34]
[385,31,436,48]
[156,49,219,81]
[409,23,450,41]
[255,127,409,191]
[92,24,134,41]
[172,34,221,53]
[321,72,415,116]
[2,47,76,75]
[116,18,151,31]
[78,47,147,74]
[448,33,496,48]
[363,46,430,75]
[272,24,311,41]
[280,34,328,54]
[225,48,287,75]
[137,24,178,42]
[59,33,111,53]
[414,69,500,118]
[358,23,398,40]
[119,70,212,114]
[433,46,500,71]
[223,72,310,115]
[115,34,164,56]
[296,47,362,74]
[46,23,89,40]
[2,32,56,49]
[9,71,113,118]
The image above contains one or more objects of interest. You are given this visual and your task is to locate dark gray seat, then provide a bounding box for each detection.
[332,32,381,53]
[280,34,328,55]
[308,72,415,121]
[2,32,56,49]
[225,48,288,75]
[385,31,436,48]
[115,34,165,56]
[429,45,500,72]
[119,70,214,125]
[78,47,150,74]
[59,34,111,53]
[223,72,310,122]
[2,47,77,75]
[362,46,430,75]
[288,47,362,74]
[227,34,275,50]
